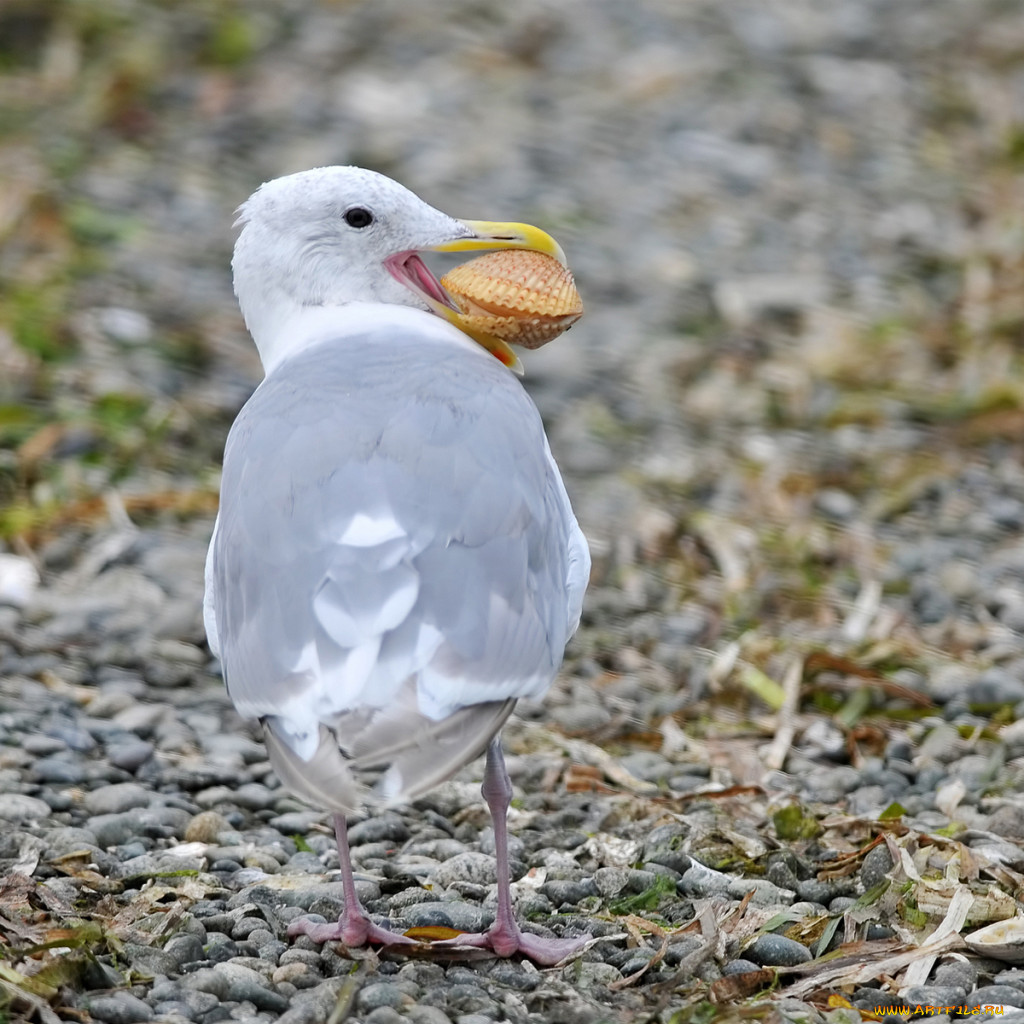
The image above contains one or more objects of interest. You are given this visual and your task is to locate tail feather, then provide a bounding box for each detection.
[355,699,515,804]
[263,720,365,816]
[262,695,515,815]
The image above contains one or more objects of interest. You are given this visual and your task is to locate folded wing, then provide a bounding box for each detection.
[206,325,589,811]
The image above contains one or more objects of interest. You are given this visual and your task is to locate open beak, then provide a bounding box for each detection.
[385,220,568,373]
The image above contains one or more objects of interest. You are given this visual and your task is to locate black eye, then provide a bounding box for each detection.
[344,207,374,229]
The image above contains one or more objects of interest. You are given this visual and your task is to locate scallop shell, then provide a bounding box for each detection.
[441,249,583,350]
[964,916,1024,963]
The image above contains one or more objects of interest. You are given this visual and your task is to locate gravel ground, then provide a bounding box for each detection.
[2,1,1024,1021]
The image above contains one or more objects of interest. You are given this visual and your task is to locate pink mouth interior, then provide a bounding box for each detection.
[385,252,456,309]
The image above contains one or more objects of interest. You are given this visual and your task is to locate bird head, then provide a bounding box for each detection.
[232,166,567,371]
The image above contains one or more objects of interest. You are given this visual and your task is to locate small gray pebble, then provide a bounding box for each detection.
[987,804,1024,838]
[815,488,858,520]
[744,934,812,967]
[23,734,68,756]
[85,994,153,1024]
[723,959,762,975]
[664,936,704,966]
[591,867,633,897]
[445,984,496,1015]
[108,740,155,772]
[996,969,1024,991]
[796,879,837,904]
[404,836,469,861]
[406,1007,452,1024]
[116,841,148,861]
[645,848,691,875]
[163,933,205,969]
[0,794,51,822]
[660,608,708,645]
[274,960,323,989]
[388,887,440,911]
[233,916,272,940]
[860,844,895,890]
[364,1009,406,1024]
[83,783,151,816]
[120,852,205,879]
[678,863,731,897]
[89,813,144,849]
[232,782,277,811]
[991,498,1024,529]
[258,938,289,962]
[287,851,326,873]
[621,955,658,976]
[766,860,799,890]
[246,927,277,949]
[184,810,231,843]
[620,750,673,782]
[550,701,612,733]
[270,810,328,833]
[277,977,350,1024]
[911,581,953,624]
[41,791,74,812]
[46,723,96,753]
[540,879,595,906]
[846,785,888,817]
[568,961,622,991]
[592,866,656,897]
[726,878,791,906]
[398,962,446,988]
[852,993,907,1012]
[279,949,323,970]
[32,757,86,785]
[348,815,411,845]
[801,765,861,803]
[917,724,965,763]
[216,962,290,1012]
[149,1000,195,1020]
[486,961,539,991]
[120,941,179,976]
[902,985,967,1008]
[400,903,454,929]
[356,982,407,1013]
[81,960,125,989]
[181,967,229,1000]
[971,986,1024,1009]
[406,901,483,931]
[431,852,496,889]
[933,959,977,991]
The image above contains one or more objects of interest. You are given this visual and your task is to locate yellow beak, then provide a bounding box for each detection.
[424,220,568,372]
[431,221,568,267]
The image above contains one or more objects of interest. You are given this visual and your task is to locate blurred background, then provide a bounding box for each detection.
[2,0,1024,778]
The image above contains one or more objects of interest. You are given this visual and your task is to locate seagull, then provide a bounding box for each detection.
[204,166,590,964]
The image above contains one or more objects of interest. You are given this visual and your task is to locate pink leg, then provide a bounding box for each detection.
[432,739,589,965]
[287,814,417,948]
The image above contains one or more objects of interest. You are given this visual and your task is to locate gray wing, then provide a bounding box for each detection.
[207,329,589,809]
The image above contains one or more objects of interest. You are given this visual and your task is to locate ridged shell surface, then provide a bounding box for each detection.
[441,250,583,349]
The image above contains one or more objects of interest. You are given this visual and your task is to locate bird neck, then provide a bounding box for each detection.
[251,302,482,376]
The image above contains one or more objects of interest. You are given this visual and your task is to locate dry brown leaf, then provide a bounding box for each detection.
[782,934,964,999]
[402,925,463,942]
[709,968,775,1003]
[763,657,804,772]
[901,885,975,990]
[608,917,672,991]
